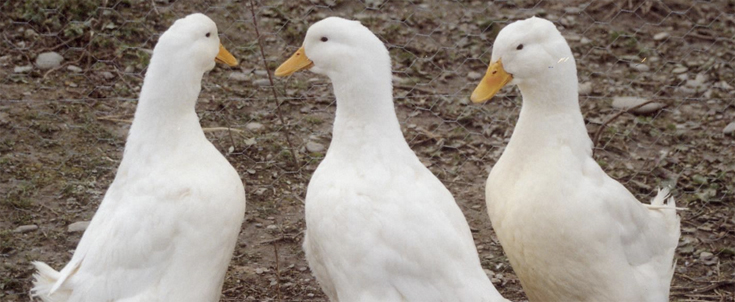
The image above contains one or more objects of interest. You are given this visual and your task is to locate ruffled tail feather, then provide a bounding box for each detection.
[31,262,70,302]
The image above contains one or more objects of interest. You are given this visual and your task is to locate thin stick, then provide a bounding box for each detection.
[592,99,657,155]
[96,116,244,133]
[248,0,300,167]
[272,240,283,302]
[202,127,244,133]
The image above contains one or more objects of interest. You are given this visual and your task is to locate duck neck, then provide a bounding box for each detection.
[509,70,591,155]
[328,68,407,151]
[126,57,206,155]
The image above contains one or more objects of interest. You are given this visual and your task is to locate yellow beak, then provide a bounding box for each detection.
[470,59,513,103]
[215,44,238,67]
[275,46,314,77]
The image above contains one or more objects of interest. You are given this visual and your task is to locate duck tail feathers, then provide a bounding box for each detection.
[31,261,71,302]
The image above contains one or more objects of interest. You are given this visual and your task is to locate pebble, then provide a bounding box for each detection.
[24,29,39,39]
[467,71,483,80]
[229,72,250,82]
[612,97,665,115]
[68,221,91,233]
[13,225,38,233]
[67,65,82,73]
[672,66,688,74]
[245,122,264,132]
[252,79,271,86]
[254,70,269,76]
[723,122,735,135]
[100,71,115,80]
[36,51,64,69]
[14,65,33,73]
[700,251,714,261]
[630,63,649,72]
[677,73,709,94]
[266,225,278,230]
[653,32,670,41]
[578,82,592,95]
[306,141,325,153]
[580,37,591,45]
[124,66,135,73]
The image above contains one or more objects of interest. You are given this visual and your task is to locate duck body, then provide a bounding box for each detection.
[277,17,507,302]
[31,13,245,302]
[487,109,676,302]
[472,17,680,302]
[304,101,498,302]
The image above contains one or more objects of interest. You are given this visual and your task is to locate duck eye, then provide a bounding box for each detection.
[321,37,328,42]
[206,32,211,38]
[516,44,523,50]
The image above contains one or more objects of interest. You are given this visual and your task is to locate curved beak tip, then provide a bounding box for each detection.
[215,44,238,67]
[275,46,313,77]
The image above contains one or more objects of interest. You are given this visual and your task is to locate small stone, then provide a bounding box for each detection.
[35,51,64,69]
[700,251,714,261]
[467,71,483,80]
[672,66,688,74]
[13,225,38,233]
[580,37,591,45]
[612,97,664,115]
[0,55,11,65]
[306,141,325,153]
[67,65,82,73]
[245,122,264,132]
[67,221,91,233]
[630,63,650,72]
[14,65,33,73]
[100,71,115,80]
[578,82,593,95]
[252,79,271,86]
[228,72,250,82]
[723,122,735,135]
[24,29,39,39]
[653,32,670,41]
[266,225,278,230]
[255,268,264,274]
[0,112,9,126]
[254,70,268,76]
[124,66,135,73]
[392,76,408,85]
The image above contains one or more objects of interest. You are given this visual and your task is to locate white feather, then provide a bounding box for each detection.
[31,13,246,302]
[291,17,509,302]
[480,17,681,302]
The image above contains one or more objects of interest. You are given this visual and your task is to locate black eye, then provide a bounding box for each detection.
[206,32,211,38]
[516,44,523,50]
[321,37,328,42]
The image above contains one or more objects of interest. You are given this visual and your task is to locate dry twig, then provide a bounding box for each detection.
[592,99,657,155]
[248,0,300,167]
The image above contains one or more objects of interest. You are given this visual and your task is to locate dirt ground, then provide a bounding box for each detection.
[1,0,734,301]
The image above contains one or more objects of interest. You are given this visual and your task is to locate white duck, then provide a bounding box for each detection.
[31,13,245,302]
[470,17,681,302]
[275,17,508,302]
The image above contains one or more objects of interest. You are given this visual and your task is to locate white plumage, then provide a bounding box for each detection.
[31,13,245,302]
[471,17,681,302]
[275,17,508,302]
